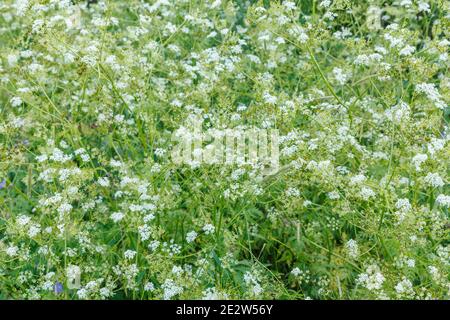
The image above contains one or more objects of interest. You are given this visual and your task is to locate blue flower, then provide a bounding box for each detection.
[0,179,6,190]
[54,282,64,294]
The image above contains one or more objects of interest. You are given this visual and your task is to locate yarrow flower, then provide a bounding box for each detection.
[385,101,410,122]
[411,154,427,171]
[6,245,19,257]
[202,224,215,235]
[394,278,414,297]
[357,265,385,291]
[435,194,450,208]
[111,212,124,223]
[415,83,446,109]
[345,239,359,259]
[186,231,198,243]
[359,187,376,200]
[424,173,445,188]
[161,279,183,300]
[10,96,22,107]
[124,250,137,260]
[244,271,263,297]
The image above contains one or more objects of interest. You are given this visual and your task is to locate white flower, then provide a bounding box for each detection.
[100,287,112,298]
[202,224,215,235]
[298,31,309,43]
[17,215,31,226]
[162,279,183,300]
[97,177,110,187]
[406,259,415,268]
[111,212,124,223]
[399,45,415,56]
[416,83,446,109]
[110,159,123,167]
[435,194,450,208]
[57,203,73,214]
[10,96,23,107]
[144,282,155,291]
[154,148,166,157]
[36,154,48,162]
[319,0,331,8]
[428,265,441,282]
[394,198,412,222]
[50,148,72,163]
[77,288,88,299]
[186,231,198,243]
[14,0,29,16]
[327,191,340,200]
[332,67,351,85]
[32,19,44,33]
[418,2,430,12]
[262,92,277,105]
[345,239,359,259]
[303,200,312,207]
[357,265,385,291]
[244,271,263,296]
[411,153,427,171]
[428,138,445,156]
[360,187,376,200]
[424,172,444,188]
[283,1,297,10]
[385,101,410,122]
[148,240,160,252]
[124,250,137,260]
[395,198,412,212]
[291,267,301,276]
[395,278,414,297]
[28,224,41,237]
[350,174,366,185]
[138,224,151,241]
[6,246,19,257]
[286,187,300,197]
[202,287,228,299]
